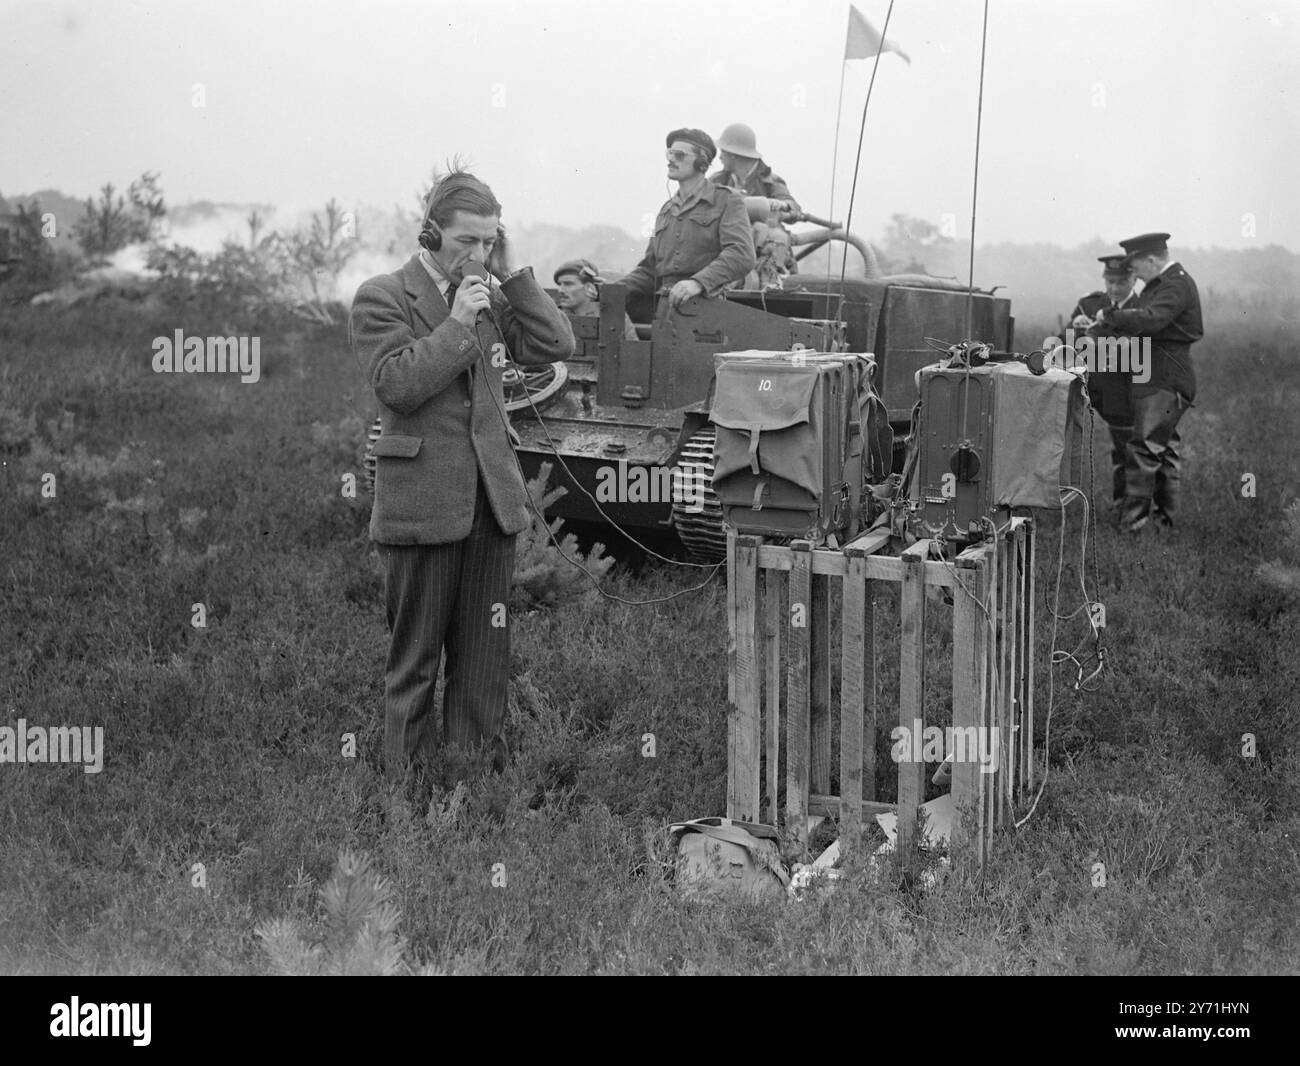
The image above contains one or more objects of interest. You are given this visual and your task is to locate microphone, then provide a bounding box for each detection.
[458,260,491,322]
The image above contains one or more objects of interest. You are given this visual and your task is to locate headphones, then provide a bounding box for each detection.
[418,204,443,252]
[418,206,504,255]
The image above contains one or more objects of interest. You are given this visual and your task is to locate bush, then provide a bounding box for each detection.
[512,460,614,609]
[255,849,434,975]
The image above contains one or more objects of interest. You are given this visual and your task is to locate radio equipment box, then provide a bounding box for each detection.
[909,361,1086,544]
[709,351,891,544]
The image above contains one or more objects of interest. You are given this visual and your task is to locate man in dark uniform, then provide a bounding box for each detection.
[620,128,756,311]
[1066,253,1140,503]
[1095,232,1203,532]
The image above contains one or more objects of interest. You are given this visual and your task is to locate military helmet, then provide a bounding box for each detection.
[717,123,761,159]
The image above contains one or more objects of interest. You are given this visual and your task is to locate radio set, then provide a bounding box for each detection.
[906,355,1087,545]
[707,342,1086,550]
[707,351,892,545]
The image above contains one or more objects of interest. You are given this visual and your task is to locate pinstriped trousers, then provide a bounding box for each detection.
[377,477,514,776]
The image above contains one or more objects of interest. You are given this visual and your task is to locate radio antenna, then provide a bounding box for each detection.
[958,0,992,447]
[963,0,991,343]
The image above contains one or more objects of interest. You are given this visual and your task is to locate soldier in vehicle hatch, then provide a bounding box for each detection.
[619,128,756,312]
[553,259,638,340]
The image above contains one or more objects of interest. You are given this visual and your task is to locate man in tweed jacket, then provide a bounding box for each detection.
[350,169,574,779]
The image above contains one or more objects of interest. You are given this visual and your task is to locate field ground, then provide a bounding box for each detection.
[0,302,1297,974]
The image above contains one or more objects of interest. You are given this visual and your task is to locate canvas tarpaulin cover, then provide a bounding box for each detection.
[990,363,1086,506]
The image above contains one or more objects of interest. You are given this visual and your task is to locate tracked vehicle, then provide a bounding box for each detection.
[364,208,1014,560]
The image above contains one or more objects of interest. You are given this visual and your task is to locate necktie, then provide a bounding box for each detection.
[444,280,458,309]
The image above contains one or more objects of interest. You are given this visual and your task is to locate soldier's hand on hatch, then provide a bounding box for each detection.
[669,279,704,309]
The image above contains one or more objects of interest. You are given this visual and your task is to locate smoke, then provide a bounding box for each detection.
[104,201,409,304]
[336,249,407,306]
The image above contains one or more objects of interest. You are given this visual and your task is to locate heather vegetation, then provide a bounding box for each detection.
[0,270,1297,974]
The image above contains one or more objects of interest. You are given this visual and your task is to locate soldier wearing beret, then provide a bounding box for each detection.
[1066,253,1140,503]
[620,128,756,311]
[553,259,638,340]
[1095,232,1203,531]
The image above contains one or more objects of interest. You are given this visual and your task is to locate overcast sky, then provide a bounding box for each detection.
[4,0,1298,253]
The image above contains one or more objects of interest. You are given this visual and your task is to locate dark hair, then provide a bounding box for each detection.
[424,167,502,229]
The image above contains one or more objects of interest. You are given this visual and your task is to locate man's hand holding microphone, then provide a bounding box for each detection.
[450,261,493,329]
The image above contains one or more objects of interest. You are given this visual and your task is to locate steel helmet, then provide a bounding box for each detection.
[717,123,761,159]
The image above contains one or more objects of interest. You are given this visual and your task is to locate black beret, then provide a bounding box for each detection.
[666,127,717,164]
[554,258,600,284]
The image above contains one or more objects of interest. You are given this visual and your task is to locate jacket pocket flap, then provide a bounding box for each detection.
[372,433,423,458]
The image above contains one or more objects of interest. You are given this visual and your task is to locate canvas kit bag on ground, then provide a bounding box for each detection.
[668,817,790,901]
[709,351,892,544]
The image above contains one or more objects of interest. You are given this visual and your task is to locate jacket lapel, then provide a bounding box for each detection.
[401,254,452,335]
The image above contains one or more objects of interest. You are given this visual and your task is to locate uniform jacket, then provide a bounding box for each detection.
[1105,263,1203,400]
[1067,289,1138,422]
[1066,289,1132,326]
[709,162,801,213]
[350,256,575,545]
[620,180,756,298]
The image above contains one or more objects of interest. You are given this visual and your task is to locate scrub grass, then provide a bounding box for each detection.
[0,301,1295,974]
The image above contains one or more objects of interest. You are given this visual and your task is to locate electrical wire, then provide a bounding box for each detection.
[474,308,725,608]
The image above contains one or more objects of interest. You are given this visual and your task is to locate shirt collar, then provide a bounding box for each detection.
[672,175,711,210]
[418,249,452,300]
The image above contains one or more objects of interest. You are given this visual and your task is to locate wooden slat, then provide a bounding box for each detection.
[764,568,782,827]
[865,580,878,802]
[727,529,736,705]
[786,542,812,848]
[841,527,892,555]
[1012,524,1024,797]
[897,540,928,854]
[840,549,867,855]
[952,557,989,864]
[810,573,832,795]
[809,795,896,820]
[727,537,761,822]
[755,546,957,587]
[1000,529,1016,824]
[1025,521,1037,793]
[1019,521,1031,798]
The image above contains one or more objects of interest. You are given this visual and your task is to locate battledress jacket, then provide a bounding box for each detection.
[620,180,756,298]
[350,256,575,545]
[709,162,801,213]
[1104,263,1203,401]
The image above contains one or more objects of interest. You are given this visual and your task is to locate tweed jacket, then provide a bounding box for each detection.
[350,255,575,544]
